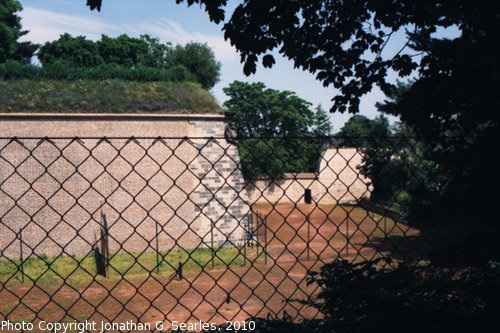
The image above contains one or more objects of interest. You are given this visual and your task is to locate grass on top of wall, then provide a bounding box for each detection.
[0,79,223,114]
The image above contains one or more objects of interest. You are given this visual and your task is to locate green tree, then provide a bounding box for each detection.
[38,33,102,67]
[0,0,38,63]
[298,259,500,333]
[311,105,333,137]
[170,42,221,89]
[97,34,149,67]
[335,115,391,147]
[137,34,172,68]
[335,113,436,215]
[38,34,169,68]
[224,81,329,179]
[224,81,314,137]
[375,81,500,262]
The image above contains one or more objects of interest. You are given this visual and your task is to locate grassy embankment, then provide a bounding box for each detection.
[0,79,223,114]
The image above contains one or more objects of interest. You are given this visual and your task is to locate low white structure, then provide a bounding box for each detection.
[245,147,371,205]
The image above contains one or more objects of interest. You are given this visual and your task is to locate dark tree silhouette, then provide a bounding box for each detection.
[0,0,38,63]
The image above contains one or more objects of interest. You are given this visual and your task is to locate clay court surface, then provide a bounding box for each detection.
[0,204,422,331]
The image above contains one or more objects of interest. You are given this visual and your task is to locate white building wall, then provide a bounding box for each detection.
[245,148,371,206]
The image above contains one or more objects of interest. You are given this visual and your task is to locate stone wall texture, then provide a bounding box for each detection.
[0,114,248,260]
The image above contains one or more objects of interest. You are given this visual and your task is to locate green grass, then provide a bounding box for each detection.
[0,79,223,114]
[0,246,256,286]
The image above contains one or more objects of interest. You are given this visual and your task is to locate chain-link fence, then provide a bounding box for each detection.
[0,136,429,331]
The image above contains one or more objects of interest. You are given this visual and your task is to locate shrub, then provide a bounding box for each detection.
[295,260,500,333]
[0,61,197,83]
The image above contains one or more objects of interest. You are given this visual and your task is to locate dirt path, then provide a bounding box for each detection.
[0,204,422,331]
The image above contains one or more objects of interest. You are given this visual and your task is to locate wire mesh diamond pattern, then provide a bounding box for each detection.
[0,136,428,331]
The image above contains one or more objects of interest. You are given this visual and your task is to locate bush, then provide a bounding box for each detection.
[293,259,500,333]
[35,34,221,89]
[0,60,41,79]
[171,42,221,89]
[0,61,197,83]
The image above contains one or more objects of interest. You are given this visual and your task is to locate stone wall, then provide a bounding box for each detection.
[0,113,249,260]
[188,120,249,247]
[245,148,371,205]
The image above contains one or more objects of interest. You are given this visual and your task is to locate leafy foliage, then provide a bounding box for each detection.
[0,80,222,113]
[97,34,151,67]
[151,2,494,118]
[336,115,438,242]
[37,33,103,67]
[336,115,391,147]
[223,81,331,179]
[377,80,500,262]
[86,0,101,12]
[36,34,220,88]
[295,260,500,333]
[335,115,407,204]
[311,105,332,137]
[170,42,221,89]
[0,60,195,82]
[0,0,38,63]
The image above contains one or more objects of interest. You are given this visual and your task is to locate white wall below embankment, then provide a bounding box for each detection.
[245,148,372,205]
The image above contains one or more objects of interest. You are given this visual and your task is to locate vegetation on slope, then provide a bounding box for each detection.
[0,60,196,82]
[0,79,223,114]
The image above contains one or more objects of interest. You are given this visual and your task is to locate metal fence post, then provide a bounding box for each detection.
[243,236,247,266]
[155,221,160,274]
[211,220,215,269]
[255,213,261,257]
[307,214,311,261]
[100,211,110,277]
[18,230,24,284]
[177,262,183,280]
[346,215,349,259]
[262,213,268,265]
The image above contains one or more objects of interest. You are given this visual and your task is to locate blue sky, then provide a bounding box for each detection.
[18,0,402,131]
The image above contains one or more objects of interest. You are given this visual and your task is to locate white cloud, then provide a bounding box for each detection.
[133,18,238,61]
[19,7,113,42]
[19,7,238,61]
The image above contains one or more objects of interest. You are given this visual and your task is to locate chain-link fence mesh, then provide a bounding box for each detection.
[0,136,430,331]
